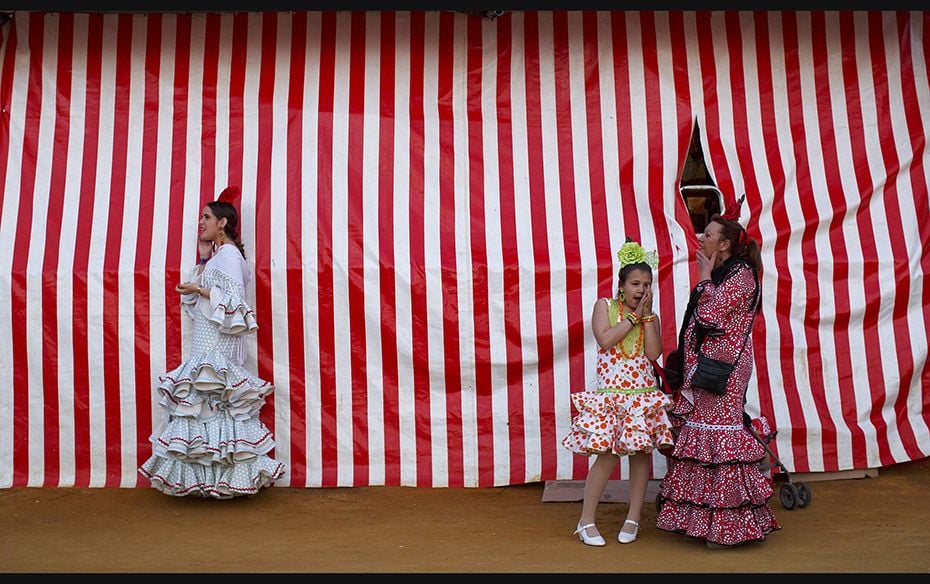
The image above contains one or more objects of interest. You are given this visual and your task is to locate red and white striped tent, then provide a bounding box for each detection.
[1,10,927,488]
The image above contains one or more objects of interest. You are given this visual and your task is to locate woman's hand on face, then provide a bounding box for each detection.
[696,250,716,281]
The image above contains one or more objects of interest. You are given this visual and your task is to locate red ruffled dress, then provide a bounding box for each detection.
[562,298,675,457]
[655,259,780,546]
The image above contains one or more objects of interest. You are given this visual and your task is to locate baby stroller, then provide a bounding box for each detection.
[651,360,812,511]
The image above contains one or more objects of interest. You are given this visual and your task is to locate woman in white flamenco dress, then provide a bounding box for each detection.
[139,192,285,498]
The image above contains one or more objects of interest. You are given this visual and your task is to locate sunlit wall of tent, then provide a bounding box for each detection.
[0,10,928,488]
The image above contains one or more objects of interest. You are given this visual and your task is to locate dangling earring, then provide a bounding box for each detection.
[218,230,226,244]
[618,289,625,302]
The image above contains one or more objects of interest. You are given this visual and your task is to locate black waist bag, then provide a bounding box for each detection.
[690,354,734,396]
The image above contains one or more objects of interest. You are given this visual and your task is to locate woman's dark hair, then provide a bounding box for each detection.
[207,200,246,259]
[616,262,652,298]
[709,215,761,275]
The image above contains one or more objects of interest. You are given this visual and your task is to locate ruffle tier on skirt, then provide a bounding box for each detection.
[656,422,780,546]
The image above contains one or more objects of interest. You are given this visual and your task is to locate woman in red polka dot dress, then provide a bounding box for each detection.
[655,209,780,548]
[562,240,675,546]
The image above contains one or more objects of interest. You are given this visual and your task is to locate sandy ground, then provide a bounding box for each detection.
[2,456,929,573]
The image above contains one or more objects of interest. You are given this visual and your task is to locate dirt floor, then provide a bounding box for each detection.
[2,456,929,573]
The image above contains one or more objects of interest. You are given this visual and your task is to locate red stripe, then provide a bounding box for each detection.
[552,12,586,485]
[839,12,897,467]
[719,12,789,462]
[805,11,869,469]
[227,12,248,190]
[71,14,104,487]
[346,10,370,484]
[598,11,638,480]
[132,13,165,479]
[198,13,220,210]
[576,12,612,481]
[40,14,77,486]
[10,14,44,486]
[895,12,930,439]
[435,11,464,487]
[639,12,686,479]
[666,11,700,354]
[868,12,923,461]
[493,16,520,486]
[284,11,308,487]
[164,16,192,399]
[253,12,277,443]
[0,15,18,239]
[521,12,551,485]
[466,14,494,487]
[750,12,811,470]
[100,13,134,487]
[316,11,338,487]
[780,12,841,470]
[695,11,735,208]
[376,12,400,486]
[407,12,433,487]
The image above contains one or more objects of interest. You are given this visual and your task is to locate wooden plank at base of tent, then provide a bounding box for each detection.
[542,468,879,502]
[787,468,878,482]
[541,480,662,503]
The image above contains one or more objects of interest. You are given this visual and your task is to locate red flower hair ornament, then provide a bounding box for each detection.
[720,193,748,245]
[216,185,241,209]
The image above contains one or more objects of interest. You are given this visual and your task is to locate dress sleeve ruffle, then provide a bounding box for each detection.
[204,267,258,335]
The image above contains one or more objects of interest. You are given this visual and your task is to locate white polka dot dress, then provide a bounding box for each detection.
[139,244,285,498]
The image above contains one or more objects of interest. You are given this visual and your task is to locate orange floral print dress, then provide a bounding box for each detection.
[561,298,675,456]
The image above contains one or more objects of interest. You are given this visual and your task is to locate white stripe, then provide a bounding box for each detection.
[391,12,416,487]
[826,12,879,468]
[55,14,90,486]
[239,13,262,378]
[450,14,478,487]
[267,11,292,487]
[84,13,120,487]
[421,10,449,487]
[323,11,351,486]
[115,15,147,485]
[145,15,178,472]
[903,12,930,455]
[301,10,322,488]
[795,12,855,469]
[21,14,57,487]
[479,20,510,486]
[853,11,909,463]
[362,11,387,486]
[651,10,683,479]
[0,13,31,488]
[214,13,232,192]
[878,11,930,457]
[506,11,535,485]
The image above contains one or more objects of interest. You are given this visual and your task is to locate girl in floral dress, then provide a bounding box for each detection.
[562,241,675,546]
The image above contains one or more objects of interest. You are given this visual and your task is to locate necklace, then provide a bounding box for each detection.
[616,302,644,359]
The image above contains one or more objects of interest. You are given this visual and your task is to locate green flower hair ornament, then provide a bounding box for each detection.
[616,241,659,269]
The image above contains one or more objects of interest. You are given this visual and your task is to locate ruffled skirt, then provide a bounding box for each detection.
[139,351,284,499]
[561,389,675,456]
[656,421,781,545]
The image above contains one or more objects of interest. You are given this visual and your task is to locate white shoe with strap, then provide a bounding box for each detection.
[617,519,640,544]
[573,522,606,547]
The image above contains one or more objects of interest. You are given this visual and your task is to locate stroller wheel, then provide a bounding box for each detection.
[796,482,812,508]
[779,483,799,510]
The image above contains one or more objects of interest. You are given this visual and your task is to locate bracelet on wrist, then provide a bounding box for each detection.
[641,313,656,323]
